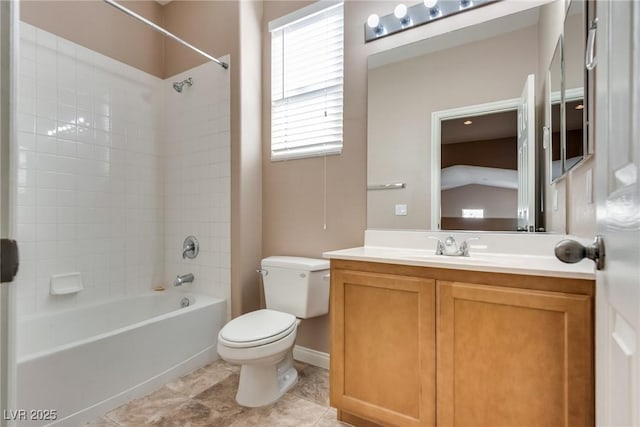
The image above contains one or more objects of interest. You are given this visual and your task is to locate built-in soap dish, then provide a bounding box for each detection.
[50,272,83,295]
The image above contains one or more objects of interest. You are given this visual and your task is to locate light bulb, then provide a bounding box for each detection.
[367,14,380,29]
[424,0,438,8]
[394,3,408,19]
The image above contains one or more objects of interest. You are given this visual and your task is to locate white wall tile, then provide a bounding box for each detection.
[16,25,230,318]
[163,61,231,306]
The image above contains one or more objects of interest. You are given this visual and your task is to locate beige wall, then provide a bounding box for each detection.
[162,1,237,78]
[367,25,537,230]
[20,0,165,77]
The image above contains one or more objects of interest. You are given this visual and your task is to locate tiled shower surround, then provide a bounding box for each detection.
[14,23,230,316]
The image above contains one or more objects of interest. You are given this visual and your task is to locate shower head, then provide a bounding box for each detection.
[173,77,193,93]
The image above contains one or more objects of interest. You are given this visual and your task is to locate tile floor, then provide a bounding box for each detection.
[86,360,350,427]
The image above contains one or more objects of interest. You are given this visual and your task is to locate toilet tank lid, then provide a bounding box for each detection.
[262,256,329,271]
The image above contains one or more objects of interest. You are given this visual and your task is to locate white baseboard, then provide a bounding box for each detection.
[293,345,330,370]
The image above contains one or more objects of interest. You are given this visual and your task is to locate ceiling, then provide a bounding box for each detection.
[441,110,517,144]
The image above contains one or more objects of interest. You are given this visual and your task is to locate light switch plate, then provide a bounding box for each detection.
[395,204,408,216]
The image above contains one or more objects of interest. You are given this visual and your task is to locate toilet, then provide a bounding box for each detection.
[217,256,330,407]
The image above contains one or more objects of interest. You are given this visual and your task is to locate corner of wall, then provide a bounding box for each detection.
[231,0,263,317]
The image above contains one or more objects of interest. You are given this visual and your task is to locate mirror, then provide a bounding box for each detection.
[367,5,544,231]
[563,0,586,172]
[439,110,519,231]
[548,37,564,182]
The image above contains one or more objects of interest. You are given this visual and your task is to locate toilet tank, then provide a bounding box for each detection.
[260,256,330,318]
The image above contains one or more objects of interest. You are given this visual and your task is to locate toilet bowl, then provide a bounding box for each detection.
[217,256,330,407]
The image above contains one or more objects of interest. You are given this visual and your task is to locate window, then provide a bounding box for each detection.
[270,2,344,161]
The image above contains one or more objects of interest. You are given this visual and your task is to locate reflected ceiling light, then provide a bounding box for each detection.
[575,104,584,110]
[463,120,473,125]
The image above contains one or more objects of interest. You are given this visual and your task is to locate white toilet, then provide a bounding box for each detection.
[217,256,330,407]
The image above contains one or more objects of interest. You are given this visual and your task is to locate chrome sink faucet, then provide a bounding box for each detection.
[433,236,477,257]
[174,273,194,287]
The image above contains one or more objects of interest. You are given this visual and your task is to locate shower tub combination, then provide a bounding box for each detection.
[16,292,226,426]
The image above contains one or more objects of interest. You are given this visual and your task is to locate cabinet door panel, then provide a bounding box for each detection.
[331,270,435,427]
[437,281,593,427]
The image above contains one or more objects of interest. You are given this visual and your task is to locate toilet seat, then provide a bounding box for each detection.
[219,309,297,349]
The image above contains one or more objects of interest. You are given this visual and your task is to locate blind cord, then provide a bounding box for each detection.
[323,155,327,231]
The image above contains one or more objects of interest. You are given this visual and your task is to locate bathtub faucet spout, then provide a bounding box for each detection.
[174,273,194,287]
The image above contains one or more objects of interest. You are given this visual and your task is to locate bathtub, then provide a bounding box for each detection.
[16,292,226,426]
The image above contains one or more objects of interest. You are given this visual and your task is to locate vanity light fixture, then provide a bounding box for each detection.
[364,0,496,43]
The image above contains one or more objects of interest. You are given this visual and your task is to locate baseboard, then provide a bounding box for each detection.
[293,345,330,370]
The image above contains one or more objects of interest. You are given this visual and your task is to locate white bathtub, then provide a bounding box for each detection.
[16,292,226,426]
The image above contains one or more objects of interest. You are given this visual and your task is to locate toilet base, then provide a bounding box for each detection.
[235,348,298,407]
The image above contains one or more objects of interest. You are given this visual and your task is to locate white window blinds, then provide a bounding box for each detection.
[270,2,344,161]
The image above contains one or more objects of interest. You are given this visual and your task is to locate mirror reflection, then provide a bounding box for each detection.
[549,38,563,182]
[563,0,586,172]
[367,6,542,231]
[440,111,518,231]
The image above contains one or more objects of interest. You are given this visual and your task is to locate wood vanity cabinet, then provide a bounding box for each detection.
[330,259,594,427]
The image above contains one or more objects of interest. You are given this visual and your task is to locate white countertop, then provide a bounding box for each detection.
[323,231,596,280]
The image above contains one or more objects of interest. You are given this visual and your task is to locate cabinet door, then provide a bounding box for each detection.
[437,281,593,427]
[331,269,435,427]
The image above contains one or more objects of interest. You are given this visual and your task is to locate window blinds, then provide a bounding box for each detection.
[270,3,344,161]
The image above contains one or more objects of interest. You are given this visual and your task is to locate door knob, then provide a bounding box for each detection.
[554,235,605,270]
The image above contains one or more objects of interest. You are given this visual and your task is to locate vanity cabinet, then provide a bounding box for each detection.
[330,260,594,427]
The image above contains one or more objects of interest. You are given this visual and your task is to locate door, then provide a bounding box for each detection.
[0,1,18,425]
[594,1,640,426]
[517,74,536,231]
[437,281,593,427]
[330,268,435,427]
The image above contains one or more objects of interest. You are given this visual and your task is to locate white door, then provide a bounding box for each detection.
[0,1,18,425]
[517,74,536,231]
[594,0,640,425]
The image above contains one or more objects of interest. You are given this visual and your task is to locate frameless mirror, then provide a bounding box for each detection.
[367,5,545,231]
[563,0,586,172]
[548,37,564,182]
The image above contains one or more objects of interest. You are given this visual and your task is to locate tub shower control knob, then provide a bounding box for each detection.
[182,236,199,259]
